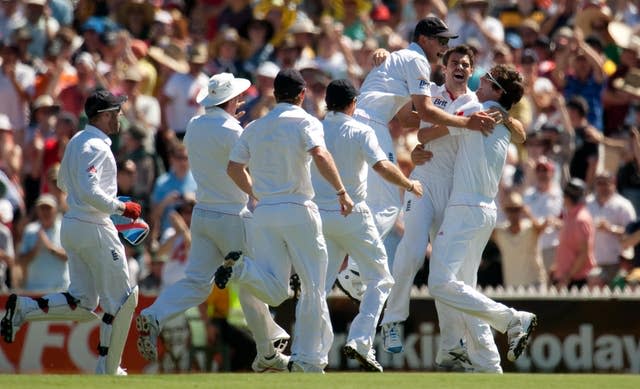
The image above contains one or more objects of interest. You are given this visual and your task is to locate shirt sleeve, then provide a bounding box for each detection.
[405,57,432,96]
[77,142,122,214]
[360,125,388,167]
[301,117,326,151]
[229,130,251,164]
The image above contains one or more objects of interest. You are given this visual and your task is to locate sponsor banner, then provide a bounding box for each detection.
[1,295,639,373]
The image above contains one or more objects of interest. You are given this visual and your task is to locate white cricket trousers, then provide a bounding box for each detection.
[429,203,516,335]
[236,202,333,367]
[143,207,288,357]
[322,202,394,355]
[61,216,132,314]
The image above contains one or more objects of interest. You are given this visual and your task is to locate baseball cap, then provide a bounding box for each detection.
[413,17,459,39]
[325,79,359,111]
[84,89,127,119]
[274,69,306,100]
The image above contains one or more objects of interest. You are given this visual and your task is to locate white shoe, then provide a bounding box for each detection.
[287,360,325,373]
[336,259,365,301]
[136,313,160,361]
[381,322,403,353]
[95,356,127,375]
[1,294,25,343]
[343,342,383,372]
[435,341,472,372]
[507,311,538,362]
[252,352,290,373]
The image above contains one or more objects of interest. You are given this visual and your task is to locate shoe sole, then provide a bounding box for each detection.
[507,315,538,362]
[343,345,383,372]
[135,315,158,361]
[0,294,17,343]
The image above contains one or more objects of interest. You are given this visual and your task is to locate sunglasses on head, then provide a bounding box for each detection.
[484,72,506,93]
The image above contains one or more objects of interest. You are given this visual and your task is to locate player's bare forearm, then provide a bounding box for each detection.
[310,146,346,193]
[227,161,257,200]
[504,116,526,144]
[395,103,420,129]
[373,160,412,189]
[417,124,449,143]
[413,95,468,128]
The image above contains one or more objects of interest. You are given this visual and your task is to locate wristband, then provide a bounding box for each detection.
[336,188,346,196]
[407,182,414,192]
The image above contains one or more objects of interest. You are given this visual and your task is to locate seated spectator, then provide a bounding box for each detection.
[492,191,548,288]
[18,194,68,292]
[586,171,637,287]
[551,178,596,289]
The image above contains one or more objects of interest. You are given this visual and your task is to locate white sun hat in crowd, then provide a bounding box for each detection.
[196,73,251,107]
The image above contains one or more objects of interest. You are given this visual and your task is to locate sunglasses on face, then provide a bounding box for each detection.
[484,72,506,93]
[435,37,450,46]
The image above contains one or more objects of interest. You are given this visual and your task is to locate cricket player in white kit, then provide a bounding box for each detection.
[338,16,499,298]
[313,79,424,372]
[425,65,537,363]
[1,90,142,375]
[380,46,504,372]
[219,69,354,373]
[136,73,291,372]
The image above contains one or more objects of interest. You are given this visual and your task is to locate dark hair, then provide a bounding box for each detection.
[566,96,589,117]
[489,64,524,110]
[563,178,587,203]
[442,45,475,68]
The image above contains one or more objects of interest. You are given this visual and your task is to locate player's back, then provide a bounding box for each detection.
[312,112,386,208]
[240,103,319,204]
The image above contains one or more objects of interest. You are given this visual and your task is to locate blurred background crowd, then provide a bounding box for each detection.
[1,0,640,370]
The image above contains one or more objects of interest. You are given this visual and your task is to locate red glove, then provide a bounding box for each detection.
[122,201,141,219]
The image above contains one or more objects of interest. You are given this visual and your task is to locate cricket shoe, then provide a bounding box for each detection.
[95,356,128,375]
[435,341,472,372]
[252,351,290,373]
[381,321,403,353]
[343,342,383,372]
[336,259,365,302]
[1,294,25,343]
[136,313,160,361]
[287,360,325,373]
[506,311,538,362]
[214,251,242,289]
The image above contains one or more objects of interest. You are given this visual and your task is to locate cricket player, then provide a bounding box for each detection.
[136,73,291,372]
[381,45,511,372]
[338,16,499,298]
[217,69,354,373]
[1,90,141,375]
[313,79,424,372]
[424,65,537,363]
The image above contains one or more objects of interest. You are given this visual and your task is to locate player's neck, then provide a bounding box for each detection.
[444,82,466,99]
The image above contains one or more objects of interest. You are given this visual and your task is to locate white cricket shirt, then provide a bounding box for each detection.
[57,125,122,222]
[357,42,432,124]
[229,103,326,205]
[312,111,387,209]
[449,101,511,204]
[184,106,248,214]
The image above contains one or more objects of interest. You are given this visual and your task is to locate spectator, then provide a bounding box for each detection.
[241,60,279,125]
[18,193,68,292]
[551,178,596,289]
[0,44,36,134]
[586,171,637,286]
[618,126,640,213]
[57,53,99,119]
[240,18,275,77]
[0,205,15,293]
[492,191,548,288]
[159,43,208,140]
[523,157,564,273]
[22,0,60,59]
[120,123,160,210]
[41,111,76,193]
[120,65,161,154]
[0,0,25,44]
[205,27,250,79]
[0,113,23,186]
[116,159,137,200]
[44,163,67,214]
[150,142,197,241]
[566,96,600,188]
[156,194,194,289]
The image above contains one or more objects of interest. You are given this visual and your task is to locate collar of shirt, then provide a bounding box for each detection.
[274,102,305,113]
[324,111,352,122]
[408,42,427,59]
[84,124,112,146]
[204,105,238,123]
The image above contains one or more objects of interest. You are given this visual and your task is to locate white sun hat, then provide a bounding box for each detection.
[196,72,251,107]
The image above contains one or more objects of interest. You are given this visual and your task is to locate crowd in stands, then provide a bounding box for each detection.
[1,0,640,327]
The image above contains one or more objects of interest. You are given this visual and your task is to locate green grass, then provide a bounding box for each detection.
[1,373,640,389]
